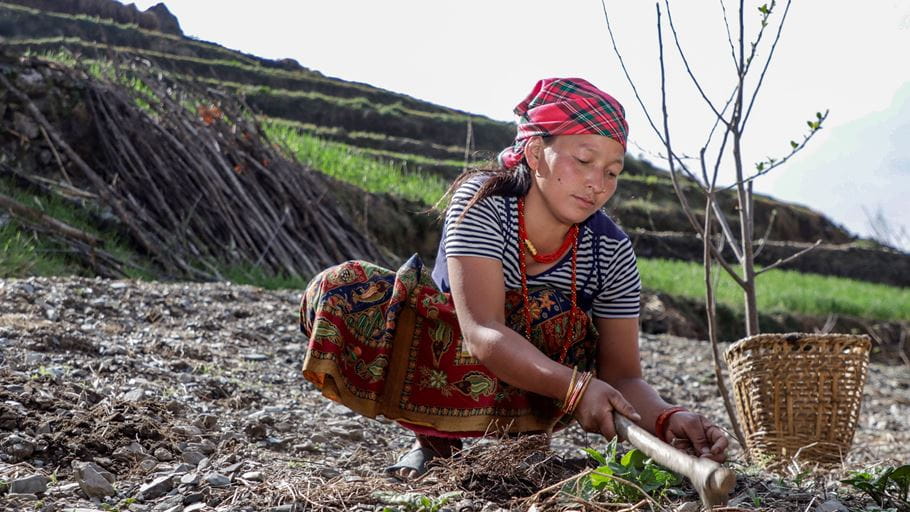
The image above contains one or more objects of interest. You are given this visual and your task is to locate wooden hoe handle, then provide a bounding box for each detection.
[613,413,736,507]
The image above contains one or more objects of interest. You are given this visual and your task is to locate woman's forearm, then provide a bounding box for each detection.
[610,377,672,434]
[465,323,574,401]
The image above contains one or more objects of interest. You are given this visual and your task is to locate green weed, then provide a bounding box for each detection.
[570,438,683,503]
[842,465,910,510]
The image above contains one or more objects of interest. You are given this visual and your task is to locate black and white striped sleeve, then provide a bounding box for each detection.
[593,237,641,318]
[443,182,506,261]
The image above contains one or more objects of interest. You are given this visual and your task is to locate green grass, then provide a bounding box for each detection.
[265,122,448,205]
[0,178,157,280]
[0,223,73,278]
[639,258,910,322]
[220,264,309,291]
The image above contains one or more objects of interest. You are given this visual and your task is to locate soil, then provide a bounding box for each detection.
[0,276,907,511]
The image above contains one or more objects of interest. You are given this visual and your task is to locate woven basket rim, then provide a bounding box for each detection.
[725,332,871,358]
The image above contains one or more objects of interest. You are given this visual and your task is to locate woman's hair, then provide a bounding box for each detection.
[435,137,550,222]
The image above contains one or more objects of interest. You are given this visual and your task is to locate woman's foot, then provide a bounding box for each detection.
[385,435,462,480]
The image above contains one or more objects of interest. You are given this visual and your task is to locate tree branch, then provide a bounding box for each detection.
[600,0,669,148]
[742,0,793,128]
[723,109,827,191]
[718,0,739,70]
[663,0,727,122]
[703,196,750,456]
[753,208,778,258]
[657,3,745,288]
[0,191,103,247]
[755,239,822,275]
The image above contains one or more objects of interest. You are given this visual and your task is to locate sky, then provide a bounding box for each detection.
[121,0,909,249]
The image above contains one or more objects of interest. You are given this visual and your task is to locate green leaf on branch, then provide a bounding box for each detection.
[759,4,770,15]
[756,162,766,172]
[790,140,799,149]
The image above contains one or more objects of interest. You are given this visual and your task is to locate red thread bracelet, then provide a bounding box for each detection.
[655,406,687,441]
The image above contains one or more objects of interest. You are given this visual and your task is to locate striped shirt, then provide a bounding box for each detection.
[431,179,641,318]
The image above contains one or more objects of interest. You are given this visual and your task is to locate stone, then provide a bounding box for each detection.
[244,421,268,440]
[309,433,330,444]
[455,499,477,512]
[139,458,158,472]
[13,111,40,139]
[172,424,203,437]
[5,493,39,501]
[816,500,849,512]
[240,471,262,481]
[196,439,217,454]
[51,482,81,494]
[182,491,205,505]
[138,475,174,501]
[74,461,116,483]
[154,447,174,461]
[2,434,36,461]
[183,503,207,512]
[9,474,48,494]
[75,463,116,498]
[15,69,46,94]
[204,472,230,487]
[221,462,243,474]
[180,472,199,485]
[193,414,217,430]
[181,450,206,466]
[113,442,146,461]
[315,467,340,479]
[123,388,146,401]
[172,463,194,474]
[243,353,269,361]
[151,495,183,511]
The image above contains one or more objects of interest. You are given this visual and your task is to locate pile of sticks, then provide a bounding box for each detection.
[1,59,385,280]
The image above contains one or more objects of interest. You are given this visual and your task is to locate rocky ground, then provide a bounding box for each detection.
[0,276,907,512]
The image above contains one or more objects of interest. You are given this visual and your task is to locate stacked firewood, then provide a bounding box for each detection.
[0,54,385,280]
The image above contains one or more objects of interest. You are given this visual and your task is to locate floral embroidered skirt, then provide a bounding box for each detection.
[300,255,597,437]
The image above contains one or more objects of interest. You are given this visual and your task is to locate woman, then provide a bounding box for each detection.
[300,77,728,480]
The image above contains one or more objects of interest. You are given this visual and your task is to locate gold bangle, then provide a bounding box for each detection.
[563,366,578,406]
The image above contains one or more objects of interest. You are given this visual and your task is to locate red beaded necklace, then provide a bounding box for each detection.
[516,197,580,363]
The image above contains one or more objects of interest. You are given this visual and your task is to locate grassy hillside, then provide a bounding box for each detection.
[0,0,865,247]
[1,0,908,340]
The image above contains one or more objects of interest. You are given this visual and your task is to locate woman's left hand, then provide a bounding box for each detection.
[662,412,729,463]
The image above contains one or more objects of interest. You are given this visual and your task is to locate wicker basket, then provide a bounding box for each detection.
[724,333,871,466]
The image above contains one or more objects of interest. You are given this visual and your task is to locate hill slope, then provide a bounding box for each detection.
[0,0,865,245]
[1,0,909,295]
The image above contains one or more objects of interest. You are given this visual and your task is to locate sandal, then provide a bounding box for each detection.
[384,445,437,480]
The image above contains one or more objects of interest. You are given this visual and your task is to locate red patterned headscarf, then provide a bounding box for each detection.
[497,78,628,170]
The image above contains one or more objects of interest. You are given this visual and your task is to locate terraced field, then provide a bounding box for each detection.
[2,0,908,327]
[0,0,865,246]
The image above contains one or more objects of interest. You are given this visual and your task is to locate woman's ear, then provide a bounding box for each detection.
[523,136,543,172]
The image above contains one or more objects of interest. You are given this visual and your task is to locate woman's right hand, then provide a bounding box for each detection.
[572,378,640,439]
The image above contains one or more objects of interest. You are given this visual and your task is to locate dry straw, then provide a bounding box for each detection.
[724,333,871,467]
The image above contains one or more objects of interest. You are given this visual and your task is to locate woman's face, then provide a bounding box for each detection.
[528,134,625,224]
